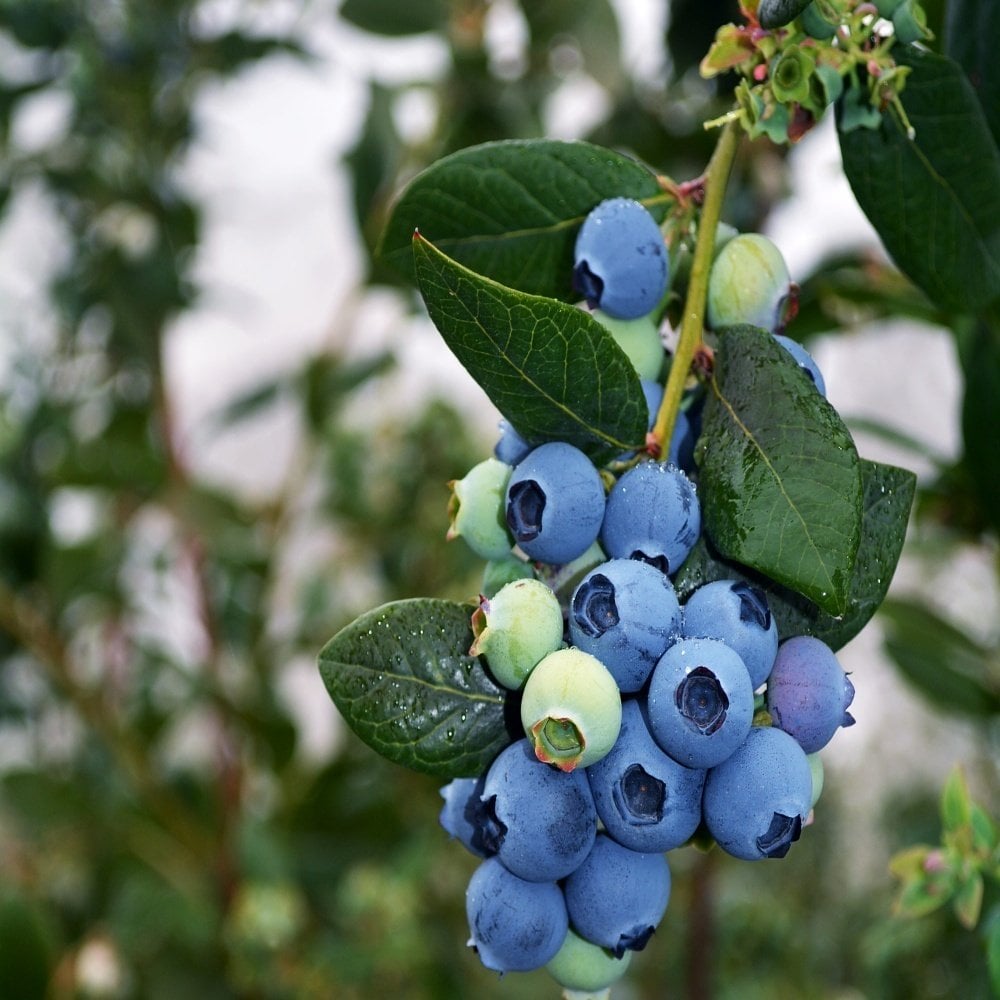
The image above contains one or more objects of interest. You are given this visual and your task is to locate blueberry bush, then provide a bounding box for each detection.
[0,1,998,998]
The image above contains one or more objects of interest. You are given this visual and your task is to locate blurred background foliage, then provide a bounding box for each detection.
[0,0,995,997]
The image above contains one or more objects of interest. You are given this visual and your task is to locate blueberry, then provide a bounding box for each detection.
[562,833,671,957]
[546,928,632,992]
[465,856,568,973]
[439,776,489,856]
[701,725,813,861]
[505,442,606,565]
[470,578,564,690]
[774,334,827,396]
[446,457,514,560]
[573,197,668,320]
[681,580,779,689]
[591,310,664,380]
[569,558,682,693]
[520,647,622,771]
[706,233,791,333]
[587,699,706,853]
[493,418,532,466]
[646,637,754,769]
[600,461,700,575]
[478,738,597,881]
[766,635,856,753]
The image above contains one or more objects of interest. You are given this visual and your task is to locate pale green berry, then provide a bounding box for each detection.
[590,309,664,380]
[520,647,622,772]
[808,752,824,808]
[892,0,929,43]
[706,233,791,333]
[469,578,564,690]
[447,457,513,560]
[546,928,632,993]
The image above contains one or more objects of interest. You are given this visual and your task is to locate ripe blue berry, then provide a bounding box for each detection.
[447,457,514,560]
[478,738,597,881]
[646,637,754,769]
[439,776,488,857]
[573,197,668,320]
[774,334,827,396]
[493,418,532,466]
[681,580,779,689]
[520,647,622,772]
[470,578,564,690]
[505,442,606,565]
[563,833,671,957]
[766,635,856,753]
[466,856,568,973]
[587,699,706,853]
[701,725,813,861]
[569,558,682,692]
[601,461,700,575]
[706,233,791,333]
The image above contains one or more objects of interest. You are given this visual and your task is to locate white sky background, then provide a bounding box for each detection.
[0,0,994,873]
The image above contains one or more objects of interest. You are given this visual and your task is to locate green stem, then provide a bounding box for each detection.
[650,120,740,457]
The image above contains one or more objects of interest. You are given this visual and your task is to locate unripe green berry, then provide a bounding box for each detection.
[470,578,564,689]
[808,752,825,808]
[875,0,904,15]
[706,233,791,333]
[591,309,664,380]
[520,647,622,772]
[546,928,632,993]
[800,1,837,40]
[892,0,929,44]
[447,457,513,560]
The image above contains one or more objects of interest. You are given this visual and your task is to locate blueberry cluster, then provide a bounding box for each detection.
[442,200,855,990]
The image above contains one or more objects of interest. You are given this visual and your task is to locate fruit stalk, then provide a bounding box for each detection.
[650,119,739,456]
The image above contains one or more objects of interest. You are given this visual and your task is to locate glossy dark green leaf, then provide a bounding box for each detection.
[838,47,1000,313]
[879,598,1000,718]
[758,0,812,29]
[412,233,648,463]
[339,0,448,36]
[944,0,1000,146]
[698,325,862,616]
[318,599,511,778]
[957,315,1000,533]
[379,139,670,299]
[0,893,54,1000]
[676,458,915,650]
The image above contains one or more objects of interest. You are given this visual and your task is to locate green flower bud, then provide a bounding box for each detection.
[521,647,622,772]
[470,578,564,689]
[546,928,632,993]
[590,310,664,381]
[447,457,513,560]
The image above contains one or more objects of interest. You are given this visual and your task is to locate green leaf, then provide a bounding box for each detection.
[879,599,1000,718]
[412,234,648,463]
[697,325,863,616]
[941,766,974,832]
[378,139,670,299]
[838,47,1000,313]
[339,0,448,36]
[318,599,511,778]
[953,872,985,930]
[676,458,916,650]
[944,0,1000,147]
[988,907,1000,997]
[957,316,1000,534]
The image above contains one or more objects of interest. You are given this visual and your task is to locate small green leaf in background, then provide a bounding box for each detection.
[941,767,974,832]
[339,0,448,36]
[412,234,648,464]
[879,598,1000,718]
[988,909,1000,997]
[379,139,670,300]
[676,458,916,651]
[318,599,511,778]
[838,47,1000,314]
[944,0,1000,148]
[697,325,863,616]
[0,892,54,1000]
